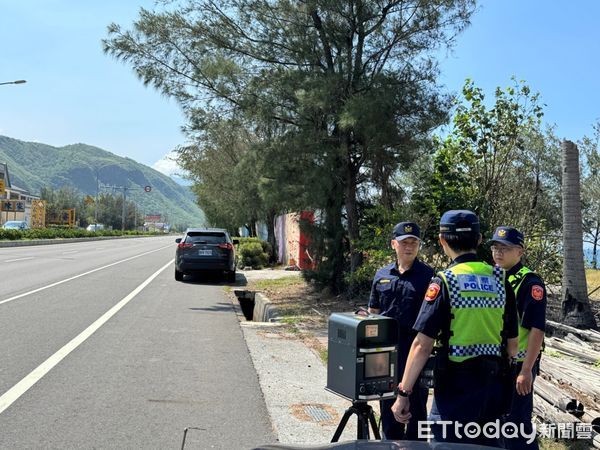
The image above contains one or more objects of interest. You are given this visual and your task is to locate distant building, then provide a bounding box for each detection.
[0,162,40,225]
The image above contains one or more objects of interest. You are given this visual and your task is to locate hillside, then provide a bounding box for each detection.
[0,135,205,228]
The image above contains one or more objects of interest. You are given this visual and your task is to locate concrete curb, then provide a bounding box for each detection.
[254,292,281,322]
[0,235,156,248]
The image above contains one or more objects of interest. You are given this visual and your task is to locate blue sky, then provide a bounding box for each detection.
[1,1,599,176]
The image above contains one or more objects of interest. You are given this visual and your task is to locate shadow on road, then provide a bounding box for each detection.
[179,272,248,287]
[188,302,233,313]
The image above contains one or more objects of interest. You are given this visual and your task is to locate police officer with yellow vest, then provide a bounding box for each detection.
[392,210,518,447]
[490,226,546,450]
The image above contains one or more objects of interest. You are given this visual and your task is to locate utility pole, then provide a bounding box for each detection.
[99,184,151,231]
[122,186,127,231]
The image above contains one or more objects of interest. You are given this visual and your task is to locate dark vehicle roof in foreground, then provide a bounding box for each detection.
[253,441,500,450]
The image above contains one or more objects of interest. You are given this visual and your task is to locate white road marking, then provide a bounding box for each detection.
[0,245,172,306]
[4,257,34,263]
[0,258,174,416]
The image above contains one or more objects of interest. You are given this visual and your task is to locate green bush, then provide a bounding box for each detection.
[237,237,270,269]
[344,249,394,298]
[0,228,153,241]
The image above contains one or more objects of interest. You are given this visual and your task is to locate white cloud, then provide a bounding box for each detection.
[152,151,183,177]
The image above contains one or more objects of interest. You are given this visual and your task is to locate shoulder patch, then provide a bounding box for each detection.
[531,285,544,301]
[425,283,441,302]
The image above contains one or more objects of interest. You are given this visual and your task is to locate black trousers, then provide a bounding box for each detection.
[429,357,506,448]
[502,361,539,450]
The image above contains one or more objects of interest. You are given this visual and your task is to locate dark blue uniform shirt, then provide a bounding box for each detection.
[368,258,434,334]
[413,253,518,340]
[507,262,547,331]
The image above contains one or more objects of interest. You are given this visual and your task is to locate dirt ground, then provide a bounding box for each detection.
[241,273,362,357]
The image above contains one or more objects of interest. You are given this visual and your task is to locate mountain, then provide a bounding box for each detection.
[0,135,205,228]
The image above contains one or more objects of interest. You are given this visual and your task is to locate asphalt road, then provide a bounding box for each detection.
[0,236,275,449]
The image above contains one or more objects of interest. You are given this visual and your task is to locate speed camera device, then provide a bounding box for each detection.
[326,310,398,401]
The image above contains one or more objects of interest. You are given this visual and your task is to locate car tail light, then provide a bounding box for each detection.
[178,242,193,249]
[218,243,233,250]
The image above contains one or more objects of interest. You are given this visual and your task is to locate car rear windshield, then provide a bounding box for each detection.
[185,232,227,244]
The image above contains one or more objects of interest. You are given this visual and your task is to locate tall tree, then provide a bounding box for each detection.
[561,140,598,329]
[103,0,475,291]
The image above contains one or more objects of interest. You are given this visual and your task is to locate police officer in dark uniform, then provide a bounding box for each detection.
[392,210,519,447]
[367,221,434,440]
[490,226,546,450]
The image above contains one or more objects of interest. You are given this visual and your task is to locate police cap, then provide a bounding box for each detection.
[489,226,524,247]
[439,210,480,234]
[392,222,421,241]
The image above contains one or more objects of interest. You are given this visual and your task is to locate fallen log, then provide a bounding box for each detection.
[536,377,583,417]
[541,357,600,401]
[544,336,600,364]
[534,393,600,448]
[582,409,600,433]
[546,320,600,344]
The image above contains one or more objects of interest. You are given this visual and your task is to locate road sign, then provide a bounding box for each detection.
[1,200,25,212]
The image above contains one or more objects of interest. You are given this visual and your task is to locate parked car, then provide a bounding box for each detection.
[2,220,29,230]
[175,228,239,282]
[86,223,105,232]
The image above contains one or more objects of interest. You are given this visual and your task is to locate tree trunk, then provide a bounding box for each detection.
[325,193,345,294]
[593,221,599,270]
[266,208,277,263]
[561,140,598,329]
[343,138,363,273]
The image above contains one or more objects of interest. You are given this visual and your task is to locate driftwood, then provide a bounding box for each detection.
[582,410,600,434]
[546,320,600,344]
[544,336,600,364]
[541,357,600,401]
[535,376,583,417]
[534,394,600,448]
[534,391,580,423]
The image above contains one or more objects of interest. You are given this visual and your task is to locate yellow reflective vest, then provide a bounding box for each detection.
[439,262,507,363]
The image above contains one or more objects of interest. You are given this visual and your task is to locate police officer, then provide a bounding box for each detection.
[490,226,546,450]
[367,221,434,440]
[392,210,518,447]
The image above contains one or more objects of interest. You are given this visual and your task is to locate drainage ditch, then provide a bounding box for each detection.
[234,289,255,321]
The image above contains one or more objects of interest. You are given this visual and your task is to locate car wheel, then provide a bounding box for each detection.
[227,270,236,283]
[175,268,184,281]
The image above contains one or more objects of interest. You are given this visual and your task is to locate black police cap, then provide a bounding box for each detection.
[439,210,480,234]
[489,226,524,247]
[392,222,421,241]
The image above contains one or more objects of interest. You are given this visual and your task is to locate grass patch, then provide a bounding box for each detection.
[544,350,563,358]
[252,277,304,290]
[280,316,303,325]
[318,348,328,364]
[586,269,600,300]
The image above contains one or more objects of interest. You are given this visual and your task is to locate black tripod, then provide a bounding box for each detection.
[331,401,381,442]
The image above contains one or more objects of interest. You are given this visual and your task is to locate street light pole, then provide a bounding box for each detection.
[122,185,127,231]
[0,80,26,86]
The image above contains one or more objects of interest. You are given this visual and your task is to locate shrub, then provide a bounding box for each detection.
[0,228,153,241]
[237,237,270,269]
